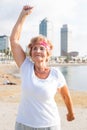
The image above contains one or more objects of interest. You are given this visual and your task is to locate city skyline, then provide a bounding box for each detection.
[0,0,87,56]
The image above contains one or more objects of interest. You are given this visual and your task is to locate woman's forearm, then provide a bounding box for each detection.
[10,6,33,43]
[10,13,27,42]
[59,85,75,121]
[63,92,74,115]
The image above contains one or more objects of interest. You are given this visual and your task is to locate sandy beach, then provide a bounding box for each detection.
[0,63,87,130]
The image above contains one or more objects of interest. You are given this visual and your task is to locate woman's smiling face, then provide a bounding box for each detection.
[31,44,48,63]
[28,35,53,62]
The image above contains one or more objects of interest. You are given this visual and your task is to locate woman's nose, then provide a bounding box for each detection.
[36,48,41,52]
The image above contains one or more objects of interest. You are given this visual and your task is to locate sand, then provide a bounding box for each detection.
[0,62,87,130]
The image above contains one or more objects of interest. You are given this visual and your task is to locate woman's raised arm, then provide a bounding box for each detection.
[10,5,33,67]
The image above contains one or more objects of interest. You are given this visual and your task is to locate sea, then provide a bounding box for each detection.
[58,65,87,92]
[14,65,87,92]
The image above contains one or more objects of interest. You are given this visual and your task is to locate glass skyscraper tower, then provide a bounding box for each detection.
[60,24,72,56]
[39,18,53,41]
[39,18,47,37]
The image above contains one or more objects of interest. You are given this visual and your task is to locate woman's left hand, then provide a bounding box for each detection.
[66,113,75,121]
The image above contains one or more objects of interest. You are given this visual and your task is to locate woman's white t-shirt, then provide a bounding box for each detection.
[16,58,66,128]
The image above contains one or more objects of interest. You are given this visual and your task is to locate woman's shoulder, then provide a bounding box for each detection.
[20,57,33,70]
[51,67,66,85]
[22,57,32,65]
[51,67,61,73]
[51,66,65,78]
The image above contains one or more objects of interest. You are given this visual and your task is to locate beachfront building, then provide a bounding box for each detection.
[0,35,10,52]
[39,18,53,41]
[0,35,13,61]
[60,24,72,56]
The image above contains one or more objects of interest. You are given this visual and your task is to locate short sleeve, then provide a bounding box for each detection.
[20,57,32,76]
[54,68,67,88]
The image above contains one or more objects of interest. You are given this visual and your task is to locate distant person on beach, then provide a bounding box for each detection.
[3,75,16,85]
[10,5,75,130]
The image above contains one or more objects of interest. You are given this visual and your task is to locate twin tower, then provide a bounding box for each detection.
[39,18,73,56]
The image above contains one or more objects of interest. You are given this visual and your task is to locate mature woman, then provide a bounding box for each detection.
[10,5,75,130]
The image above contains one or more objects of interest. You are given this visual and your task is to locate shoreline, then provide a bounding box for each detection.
[0,61,87,66]
[48,62,87,66]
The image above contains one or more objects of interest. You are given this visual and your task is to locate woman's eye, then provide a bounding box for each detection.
[40,47,45,50]
[32,46,46,51]
[33,47,38,50]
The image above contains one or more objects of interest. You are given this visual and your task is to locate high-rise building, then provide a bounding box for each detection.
[60,24,72,56]
[39,18,47,37]
[0,35,10,52]
[39,18,53,40]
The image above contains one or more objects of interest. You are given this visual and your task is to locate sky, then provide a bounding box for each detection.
[0,0,87,56]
